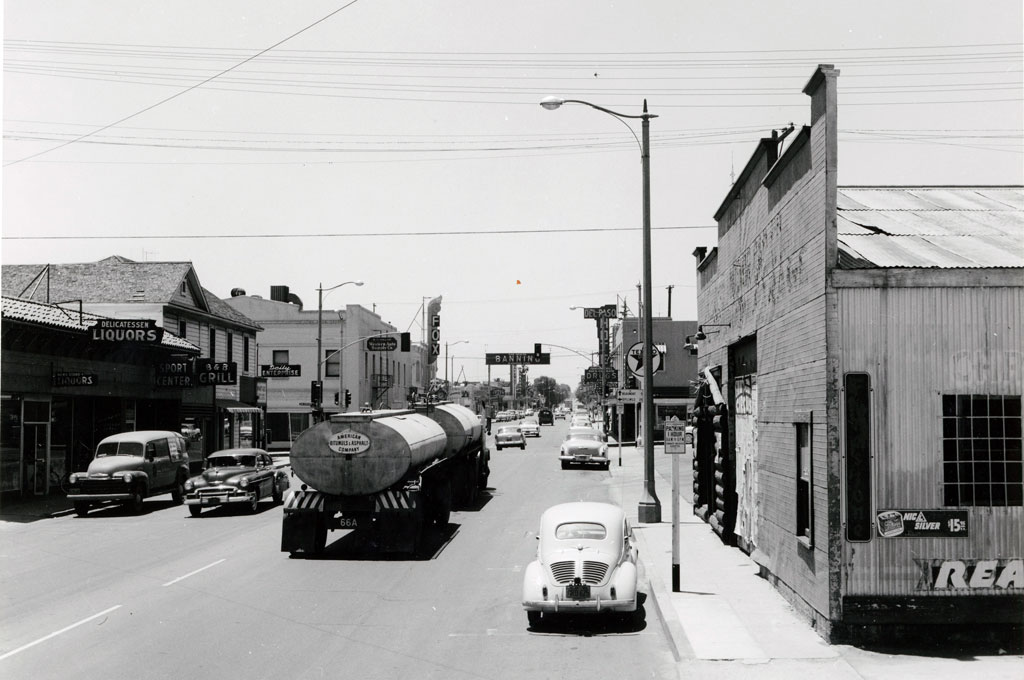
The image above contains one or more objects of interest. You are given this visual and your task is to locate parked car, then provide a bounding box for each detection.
[494,425,526,450]
[559,428,610,470]
[538,409,554,425]
[67,430,190,516]
[522,502,638,626]
[184,448,289,516]
[519,418,541,437]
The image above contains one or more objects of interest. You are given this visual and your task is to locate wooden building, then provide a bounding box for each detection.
[691,64,1023,641]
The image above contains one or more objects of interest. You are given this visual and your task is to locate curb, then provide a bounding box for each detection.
[634,523,692,662]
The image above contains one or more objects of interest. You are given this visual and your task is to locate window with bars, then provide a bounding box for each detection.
[942,394,1023,507]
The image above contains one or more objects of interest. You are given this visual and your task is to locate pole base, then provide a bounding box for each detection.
[637,500,661,524]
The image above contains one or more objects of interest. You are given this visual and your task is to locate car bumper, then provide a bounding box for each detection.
[67,492,132,501]
[185,491,255,506]
[523,597,636,613]
[558,454,609,463]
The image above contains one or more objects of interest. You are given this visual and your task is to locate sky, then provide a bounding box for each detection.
[3,0,1022,387]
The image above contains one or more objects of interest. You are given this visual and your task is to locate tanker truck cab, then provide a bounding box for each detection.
[283,404,490,556]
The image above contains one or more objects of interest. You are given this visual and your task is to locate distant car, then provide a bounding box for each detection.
[538,409,554,425]
[519,418,541,437]
[570,415,592,428]
[554,410,566,420]
[560,428,609,470]
[184,448,289,516]
[495,425,526,450]
[523,502,638,627]
[67,430,191,516]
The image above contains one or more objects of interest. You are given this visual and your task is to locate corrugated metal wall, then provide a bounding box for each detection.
[839,285,1023,597]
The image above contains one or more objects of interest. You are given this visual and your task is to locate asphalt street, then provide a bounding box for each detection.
[0,420,677,680]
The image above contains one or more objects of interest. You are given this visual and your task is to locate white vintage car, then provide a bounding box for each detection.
[559,428,610,470]
[518,418,541,437]
[522,502,638,626]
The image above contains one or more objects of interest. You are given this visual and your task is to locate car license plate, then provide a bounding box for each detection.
[203,497,221,505]
[575,456,589,462]
[565,583,591,600]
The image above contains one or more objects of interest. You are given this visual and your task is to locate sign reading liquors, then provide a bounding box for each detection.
[328,430,371,455]
[92,319,164,344]
[52,371,97,387]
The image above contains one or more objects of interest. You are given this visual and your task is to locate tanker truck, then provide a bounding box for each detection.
[282,402,490,556]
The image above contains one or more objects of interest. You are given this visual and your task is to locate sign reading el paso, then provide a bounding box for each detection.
[582,305,617,319]
[485,353,551,365]
[91,318,164,344]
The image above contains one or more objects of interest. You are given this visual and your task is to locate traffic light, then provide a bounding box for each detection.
[400,332,411,352]
[311,380,323,405]
[333,392,339,405]
[344,389,352,408]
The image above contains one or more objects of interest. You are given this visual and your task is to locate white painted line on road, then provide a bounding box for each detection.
[0,605,122,661]
[162,558,226,587]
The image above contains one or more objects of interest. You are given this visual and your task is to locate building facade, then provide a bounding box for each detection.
[2,257,265,491]
[692,65,1023,640]
[224,286,429,449]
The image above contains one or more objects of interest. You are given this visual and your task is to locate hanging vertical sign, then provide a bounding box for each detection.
[428,296,442,365]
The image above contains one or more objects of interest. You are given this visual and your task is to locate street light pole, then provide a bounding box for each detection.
[541,96,661,523]
[316,280,363,421]
[445,340,468,387]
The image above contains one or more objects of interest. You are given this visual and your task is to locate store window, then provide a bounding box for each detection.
[273,350,289,365]
[243,336,250,372]
[209,327,217,358]
[942,394,1023,507]
[226,332,234,364]
[796,419,813,545]
[325,349,340,378]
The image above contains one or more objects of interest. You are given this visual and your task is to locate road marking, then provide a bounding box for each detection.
[162,558,226,587]
[0,605,122,661]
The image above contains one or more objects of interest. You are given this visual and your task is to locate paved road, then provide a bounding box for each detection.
[0,420,677,680]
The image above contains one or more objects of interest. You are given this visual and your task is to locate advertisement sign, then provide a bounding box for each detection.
[626,342,664,376]
[428,296,442,365]
[92,318,164,344]
[52,371,97,387]
[876,509,969,538]
[584,366,617,384]
[582,305,617,319]
[328,430,371,455]
[195,360,237,386]
[261,364,301,378]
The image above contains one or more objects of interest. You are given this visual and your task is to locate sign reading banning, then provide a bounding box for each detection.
[486,353,551,365]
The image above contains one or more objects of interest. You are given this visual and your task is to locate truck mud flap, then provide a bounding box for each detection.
[282,489,326,556]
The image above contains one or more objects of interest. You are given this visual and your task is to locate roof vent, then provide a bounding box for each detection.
[230,288,246,297]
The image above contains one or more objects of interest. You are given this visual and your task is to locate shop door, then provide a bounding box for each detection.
[26,424,49,495]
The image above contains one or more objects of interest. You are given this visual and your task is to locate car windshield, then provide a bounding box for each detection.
[567,433,603,442]
[209,455,256,468]
[555,522,607,540]
[96,441,144,457]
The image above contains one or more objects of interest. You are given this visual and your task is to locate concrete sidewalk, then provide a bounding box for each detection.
[605,443,1024,678]
[606,443,836,664]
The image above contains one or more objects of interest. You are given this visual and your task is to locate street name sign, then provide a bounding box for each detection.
[486,353,551,365]
[367,336,398,352]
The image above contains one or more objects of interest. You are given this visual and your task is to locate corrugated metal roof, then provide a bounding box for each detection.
[837,187,1024,269]
[1,296,200,352]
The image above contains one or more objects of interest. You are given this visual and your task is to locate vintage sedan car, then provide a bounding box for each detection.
[184,448,288,516]
[519,418,541,437]
[494,425,527,450]
[522,501,638,626]
[559,428,609,470]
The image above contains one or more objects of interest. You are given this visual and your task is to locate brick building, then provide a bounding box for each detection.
[691,65,1023,641]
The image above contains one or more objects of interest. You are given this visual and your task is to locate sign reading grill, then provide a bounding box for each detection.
[366,336,398,352]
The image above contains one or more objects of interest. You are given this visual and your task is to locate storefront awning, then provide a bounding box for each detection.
[216,400,261,414]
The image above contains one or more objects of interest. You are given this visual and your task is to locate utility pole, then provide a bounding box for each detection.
[666,285,674,319]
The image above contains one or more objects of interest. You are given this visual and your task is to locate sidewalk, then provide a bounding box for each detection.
[604,443,1023,679]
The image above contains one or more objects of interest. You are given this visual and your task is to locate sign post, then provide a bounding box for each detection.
[664,418,687,592]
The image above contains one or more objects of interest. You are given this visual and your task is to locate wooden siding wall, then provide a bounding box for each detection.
[696,75,836,622]
[839,286,1024,597]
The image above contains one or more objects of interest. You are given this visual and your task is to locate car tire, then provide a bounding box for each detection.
[73,501,90,517]
[561,461,569,470]
[527,611,543,628]
[520,443,526,450]
[495,445,502,451]
[127,489,144,514]
[188,505,202,517]
[248,491,259,514]
[171,475,185,505]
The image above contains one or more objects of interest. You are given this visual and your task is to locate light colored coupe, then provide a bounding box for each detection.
[494,425,526,450]
[522,502,638,626]
[518,418,541,437]
[559,428,610,470]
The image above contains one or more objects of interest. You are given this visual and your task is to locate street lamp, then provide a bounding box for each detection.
[316,280,364,419]
[541,95,661,524]
[445,340,468,385]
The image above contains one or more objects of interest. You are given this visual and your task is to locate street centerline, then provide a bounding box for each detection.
[162,558,226,587]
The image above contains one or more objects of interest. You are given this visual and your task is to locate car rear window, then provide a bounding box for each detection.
[96,441,144,457]
[555,522,607,540]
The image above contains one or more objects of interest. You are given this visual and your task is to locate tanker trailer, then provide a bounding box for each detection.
[282,404,489,556]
